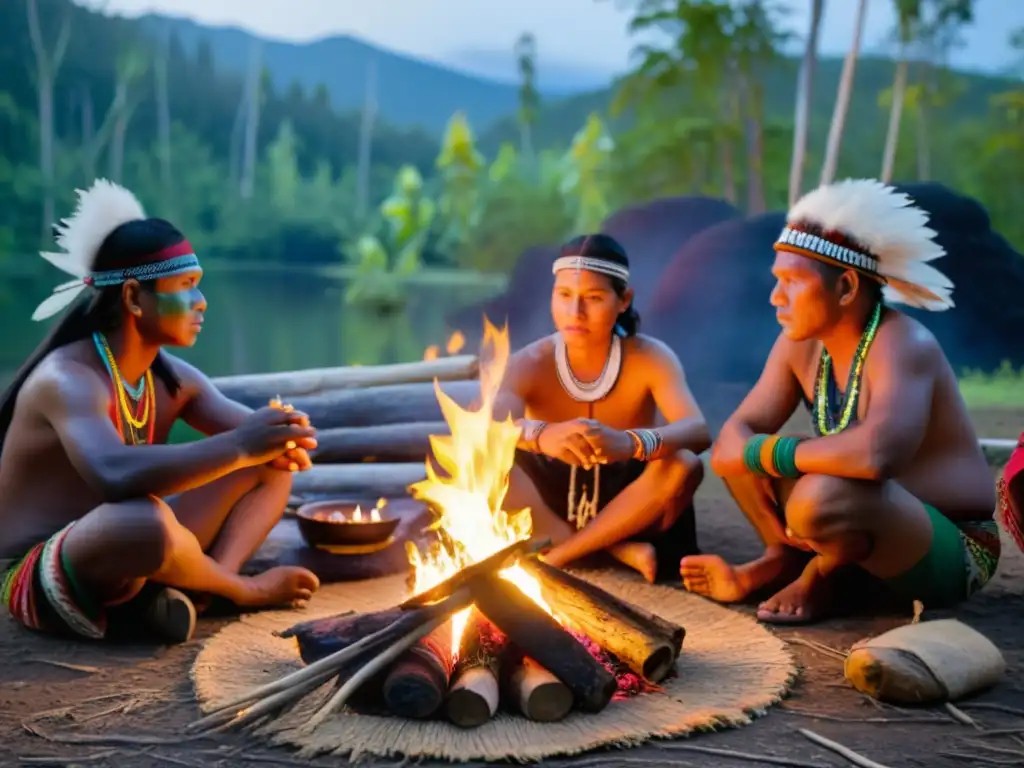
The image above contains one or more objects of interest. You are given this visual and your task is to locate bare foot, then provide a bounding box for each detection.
[755,557,833,625]
[680,545,799,603]
[236,566,321,609]
[609,542,657,584]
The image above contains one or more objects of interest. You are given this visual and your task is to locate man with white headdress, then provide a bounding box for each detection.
[0,180,320,644]
[680,179,1000,624]
[496,234,710,584]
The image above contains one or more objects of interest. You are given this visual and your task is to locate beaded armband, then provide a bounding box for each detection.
[520,420,548,453]
[743,434,804,479]
[626,428,662,461]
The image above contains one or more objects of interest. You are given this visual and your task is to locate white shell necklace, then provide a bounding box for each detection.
[554,334,623,402]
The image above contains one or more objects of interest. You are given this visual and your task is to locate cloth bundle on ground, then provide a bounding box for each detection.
[844,618,1005,704]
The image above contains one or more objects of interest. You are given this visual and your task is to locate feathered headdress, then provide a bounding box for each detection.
[32,179,201,321]
[774,179,954,311]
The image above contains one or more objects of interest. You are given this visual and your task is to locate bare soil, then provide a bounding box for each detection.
[2,409,1023,768]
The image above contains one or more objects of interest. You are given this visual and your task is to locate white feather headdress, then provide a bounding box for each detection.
[774,179,954,311]
[32,179,148,321]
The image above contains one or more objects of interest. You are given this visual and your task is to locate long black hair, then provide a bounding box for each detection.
[558,234,640,337]
[0,218,185,454]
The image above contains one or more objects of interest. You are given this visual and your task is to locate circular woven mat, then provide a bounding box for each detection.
[191,569,796,762]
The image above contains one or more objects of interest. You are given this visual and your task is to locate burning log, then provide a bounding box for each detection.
[506,656,573,723]
[311,421,448,464]
[212,355,479,403]
[522,558,684,682]
[445,609,507,727]
[381,621,455,719]
[470,573,618,714]
[277,608,403,665]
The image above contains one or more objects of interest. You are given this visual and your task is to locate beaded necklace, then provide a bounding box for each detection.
[554,334,623,403]
[92,331,156,445]
[812,303,883,437]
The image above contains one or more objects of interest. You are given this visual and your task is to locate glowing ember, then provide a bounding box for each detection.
[318,499,385,524]
[422,344,440,361]
[445,330,466,356]
[407,318,557,655]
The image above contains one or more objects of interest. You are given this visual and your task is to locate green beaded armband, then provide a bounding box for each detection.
[771,436,804,479]
[743,434,770,476]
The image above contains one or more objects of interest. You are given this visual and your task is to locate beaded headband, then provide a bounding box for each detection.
[552,256,629,282]
[774,226,881,277]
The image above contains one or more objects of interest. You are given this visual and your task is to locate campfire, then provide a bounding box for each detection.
[188,319,685,735]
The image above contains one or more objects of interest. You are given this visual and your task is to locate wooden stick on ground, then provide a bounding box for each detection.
[523,558,679,682]
[470,573,617,714]
[797,728,895,768]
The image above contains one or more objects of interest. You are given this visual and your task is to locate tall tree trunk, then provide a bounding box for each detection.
[228,88,246,187]
[240,39,263,200]
[880,57,908,183]
[720,140,737,204]
[154,42,172,193]
[914,62,932,180]
[819,0,868,185]
[356,56,378,220]
[26,0,72,241]
[109,81,128,183]
[80,84,94,177]
[743,77,766,214]
[788,0,824,206]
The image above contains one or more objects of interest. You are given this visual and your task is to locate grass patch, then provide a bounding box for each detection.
[958,361,1024,409]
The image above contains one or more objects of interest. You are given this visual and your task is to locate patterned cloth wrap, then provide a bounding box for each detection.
[959,520,1002,597]
[0,521,107,640]
[998,431,1024,553]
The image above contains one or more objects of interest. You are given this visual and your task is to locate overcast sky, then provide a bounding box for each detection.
[84,0,1023,85]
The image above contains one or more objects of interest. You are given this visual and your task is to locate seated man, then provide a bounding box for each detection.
[495,234,709,584]
[0,180,321,645]
[680,179,1000,623]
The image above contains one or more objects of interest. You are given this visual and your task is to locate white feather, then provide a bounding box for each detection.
[49,178,147,276]
[787,178,954,311]
[32,179,147,322]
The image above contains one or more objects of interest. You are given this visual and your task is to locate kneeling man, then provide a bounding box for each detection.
[681,179,999,623]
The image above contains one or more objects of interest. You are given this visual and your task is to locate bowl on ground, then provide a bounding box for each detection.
[295,499,400,549]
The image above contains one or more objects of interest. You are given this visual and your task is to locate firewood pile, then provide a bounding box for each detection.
[187,537,685,734]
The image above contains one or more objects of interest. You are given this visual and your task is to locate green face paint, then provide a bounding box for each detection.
[155,288,203,316]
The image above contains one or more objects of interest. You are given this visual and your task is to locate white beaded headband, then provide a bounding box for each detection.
[774,226,880,276]
[552,256,630,282]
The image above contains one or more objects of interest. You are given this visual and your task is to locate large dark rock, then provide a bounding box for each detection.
[646,182,1024,428]
[446,196,740,351]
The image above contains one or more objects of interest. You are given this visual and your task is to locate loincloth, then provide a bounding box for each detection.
[0,521,107,640]
[513,450,699,581]
[883,503,1001,609]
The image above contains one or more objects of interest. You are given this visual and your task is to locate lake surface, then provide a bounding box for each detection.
[0,263,506,383]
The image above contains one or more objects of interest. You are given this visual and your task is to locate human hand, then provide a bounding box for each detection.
[268,446,314,473]
[538,419,631,468]
[574,418,636,464]
[234,405,317,465]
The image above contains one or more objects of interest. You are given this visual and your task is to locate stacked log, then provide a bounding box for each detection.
[213,357,478,503]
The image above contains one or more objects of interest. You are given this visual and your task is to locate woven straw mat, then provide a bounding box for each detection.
[191,568,796,762]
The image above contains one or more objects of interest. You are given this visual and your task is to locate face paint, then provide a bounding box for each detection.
[155,288,203,316]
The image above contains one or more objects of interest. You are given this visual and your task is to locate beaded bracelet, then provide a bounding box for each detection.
[626,428,662,461]
[743,434,804,479]
[520,420,548,453]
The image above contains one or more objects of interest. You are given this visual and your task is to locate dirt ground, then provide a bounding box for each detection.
[1,408,1023,768]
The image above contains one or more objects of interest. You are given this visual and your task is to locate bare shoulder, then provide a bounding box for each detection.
[23,344,108,416]
[628,334,685,372]
[506,336,554,379]
[872,310,943,371]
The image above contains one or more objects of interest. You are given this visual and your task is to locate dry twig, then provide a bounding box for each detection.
[960,703,1024,718]
[19,750,119,765]
[28,658,101,674]
[23,722,212,747]
[656,742,828,767]
[946,702,983,729]
[780,705,948,725]
[787,637,847,661]
[797,728,894,768]
[938,752,1024,766]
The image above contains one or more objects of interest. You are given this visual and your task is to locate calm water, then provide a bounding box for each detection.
[0,263,504,383]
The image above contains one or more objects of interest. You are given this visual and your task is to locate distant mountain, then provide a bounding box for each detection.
[137,14,596,135]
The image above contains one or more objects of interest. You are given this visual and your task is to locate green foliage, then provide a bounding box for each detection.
[958,361,1024,408]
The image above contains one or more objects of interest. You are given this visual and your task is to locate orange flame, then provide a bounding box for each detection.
[406,318,556,655]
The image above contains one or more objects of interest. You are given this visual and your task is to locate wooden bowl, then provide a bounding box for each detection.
[295,499,400,548]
